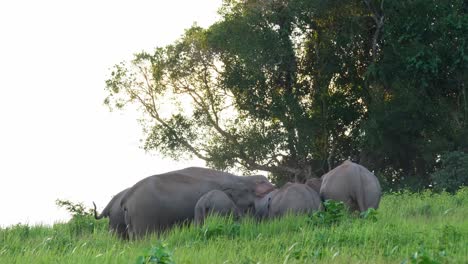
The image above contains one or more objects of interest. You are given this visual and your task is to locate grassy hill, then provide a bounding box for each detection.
[1,188,467,263]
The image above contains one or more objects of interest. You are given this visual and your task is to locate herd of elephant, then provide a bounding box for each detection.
[93,160,382,240]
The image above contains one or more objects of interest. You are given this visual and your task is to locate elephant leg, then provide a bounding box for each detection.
[354,182,375,212]
[194,204,207,226]
[124,209,136,240]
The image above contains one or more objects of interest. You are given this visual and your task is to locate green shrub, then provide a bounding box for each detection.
[401,246,447,264]
[55,199,100,236]
[431,151,468,193]
[198,215,240,240]
[55,199,94,217]
[136,242,174,264]
[360,208,378,222]
[308,200,347,226]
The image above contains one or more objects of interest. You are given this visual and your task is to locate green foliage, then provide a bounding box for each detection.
[136,242,174,264]
[198,215,241,240]
[55,199,101,236]
[438,224,462,251]
[55,199,94,218]
[431,151,468,193]
[104,0,468,187]
[308,200,347,226]
[362,0,468,188]
[360,208,378,222]
[401,246,447,264]
[0,189,467,263]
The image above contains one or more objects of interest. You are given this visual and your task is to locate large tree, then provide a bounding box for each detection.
[105,0,468,188]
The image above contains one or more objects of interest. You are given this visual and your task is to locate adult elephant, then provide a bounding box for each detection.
[267,183,321,218]
[194,190,241,225]
[121,167,275,238]
[93,188,129,239]
[320,160,381,212]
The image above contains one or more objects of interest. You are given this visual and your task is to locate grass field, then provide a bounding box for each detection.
[1,188,467,263]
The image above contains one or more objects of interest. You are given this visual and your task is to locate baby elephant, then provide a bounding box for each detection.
[269,182,322,218]
[255,183,321,219]
[254,189,278,219]
[305,177,322,193]
[194,190,241,225]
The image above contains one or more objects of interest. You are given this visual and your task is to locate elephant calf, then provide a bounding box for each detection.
[320,160,381,212]
[256,183,321,219]
[93,188,129,239]
[194,190,241,225]
[305,177,322,193]
[254,189,278,219]
[269,182,322,218]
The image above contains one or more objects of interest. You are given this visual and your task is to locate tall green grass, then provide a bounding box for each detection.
[1,188,467,263]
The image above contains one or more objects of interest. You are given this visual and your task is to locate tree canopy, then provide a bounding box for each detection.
[105,0,468,189]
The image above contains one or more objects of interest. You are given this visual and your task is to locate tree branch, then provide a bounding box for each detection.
[128,70,212,162]
[364,0,385,62]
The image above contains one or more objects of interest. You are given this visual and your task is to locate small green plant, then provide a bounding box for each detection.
[401,246,446,264]
[198,216,240,240]
[200,223,224,240]
[283,242,314,262]
[360,208,378,222]
[308,200,346,226]
[56,199,98,236]
[136,242,174,264]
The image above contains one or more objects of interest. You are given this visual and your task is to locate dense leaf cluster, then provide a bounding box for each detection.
[105,0,468,189]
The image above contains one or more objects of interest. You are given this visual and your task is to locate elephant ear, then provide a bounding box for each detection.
[255,180,275,197]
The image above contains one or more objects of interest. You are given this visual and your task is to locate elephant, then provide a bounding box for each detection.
[320,160,381,212]
[120,167,275,239]
[267,182,322,218]
[93,188,129,239]
[254,189,278,219]
[305,177,322,193]
[194,189,241,225]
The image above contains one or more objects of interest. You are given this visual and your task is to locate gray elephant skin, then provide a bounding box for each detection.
[320,160,381,212]
[194,189,241,225]
[305,177,322,193]
[93,188,129,239]
[254,189,278,219]
[121,167,275,238]
[269,182,321,218]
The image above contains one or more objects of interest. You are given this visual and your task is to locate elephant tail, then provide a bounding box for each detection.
[93,201,106,220]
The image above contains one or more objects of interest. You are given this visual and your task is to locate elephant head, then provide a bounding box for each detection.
[223,174,275,215]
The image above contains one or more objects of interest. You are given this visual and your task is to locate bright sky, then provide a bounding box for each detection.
[0,0,222,227]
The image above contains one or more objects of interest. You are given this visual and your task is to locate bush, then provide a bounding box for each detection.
[55,199,101,236]
[198,215,240,240]
[308,200,347,226]
[55,199,94,217]
[431,151,468,193]
[136,242,174,264]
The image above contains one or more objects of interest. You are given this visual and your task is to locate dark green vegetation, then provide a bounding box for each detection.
[104,0,468,190]
[1,189,467,263]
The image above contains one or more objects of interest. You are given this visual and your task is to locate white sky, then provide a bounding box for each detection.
[0,0,222,227]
